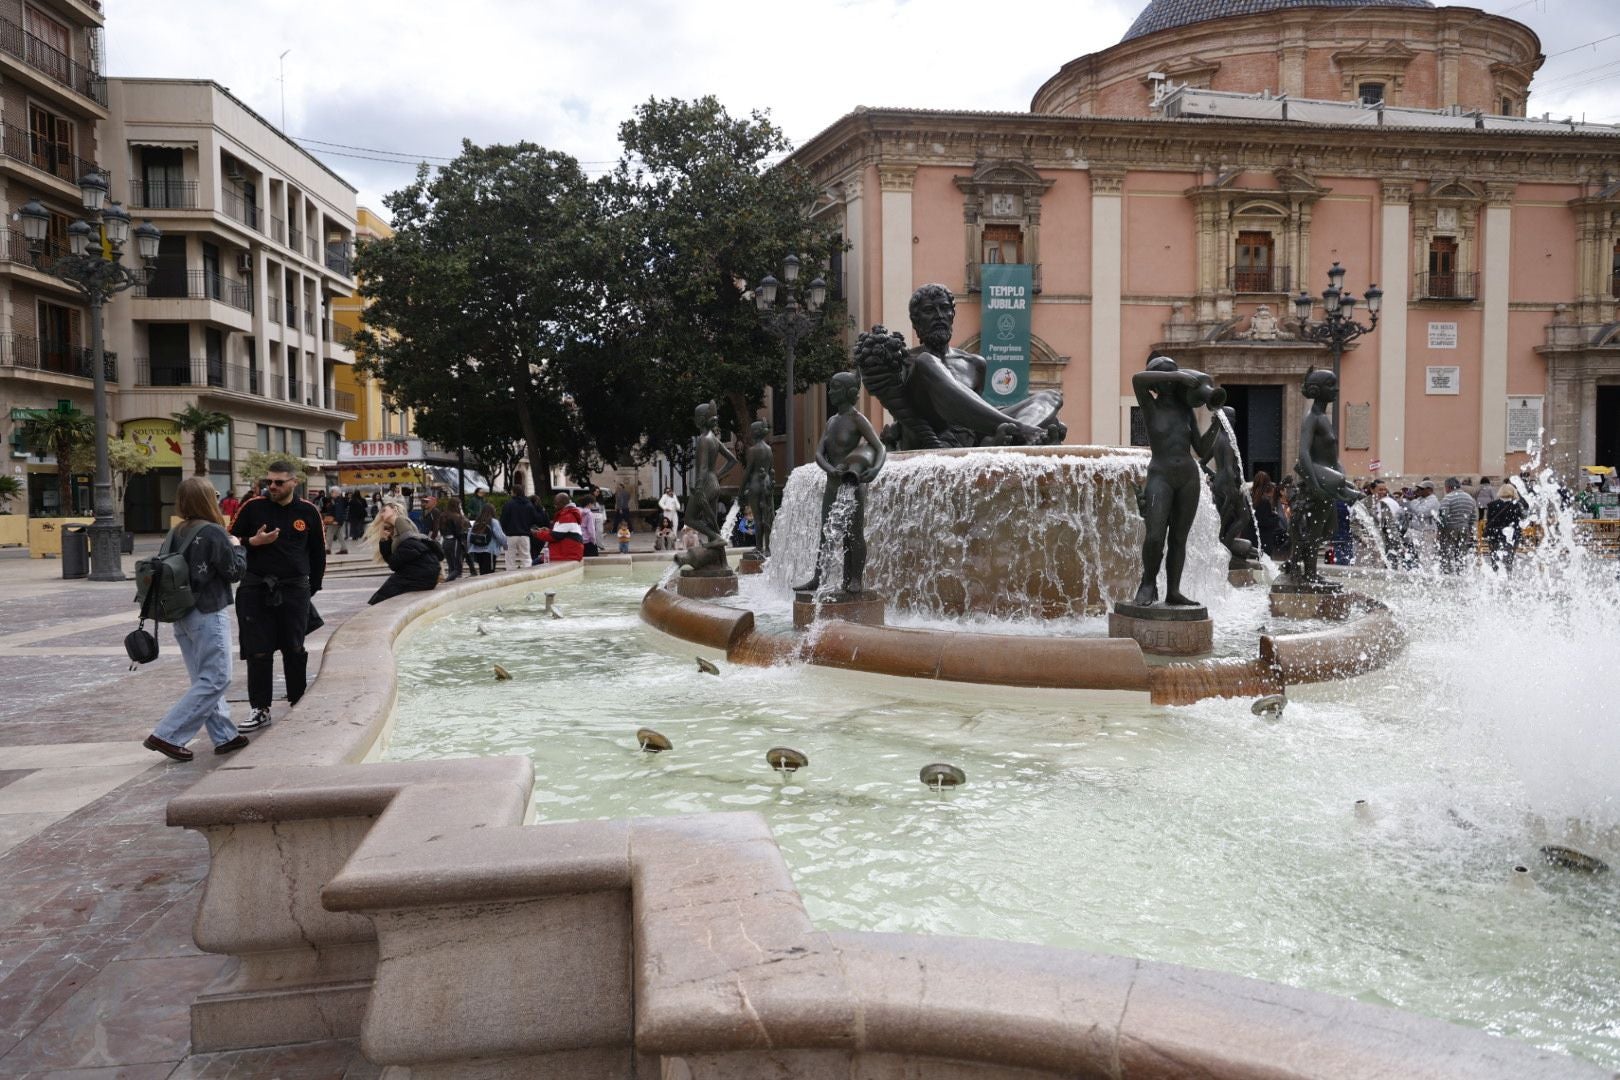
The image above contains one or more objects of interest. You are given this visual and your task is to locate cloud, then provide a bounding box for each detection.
[102,0,1620,211]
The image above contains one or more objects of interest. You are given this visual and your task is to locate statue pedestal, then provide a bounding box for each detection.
[1108,601,1213,657]
[1269,580,1350,620]
[737,552,765,576]
[676,571,738,600]
[1228,562,1264,588]
[793,591,885,630]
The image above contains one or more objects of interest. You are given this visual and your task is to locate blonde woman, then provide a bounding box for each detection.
[364,502,444,605]
[143,477,249,761]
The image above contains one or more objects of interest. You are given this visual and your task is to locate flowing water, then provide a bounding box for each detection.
[388,557,1620,1069]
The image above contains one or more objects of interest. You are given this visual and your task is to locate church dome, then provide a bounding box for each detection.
[1123,0,1435,42]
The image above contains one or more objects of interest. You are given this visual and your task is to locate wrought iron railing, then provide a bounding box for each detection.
[0,332,115,380]
[0,227,67,268]
[220,190,264,232]
[284,298,298,327]
[333,390,356,414]
[1227,264,1292,293]
[0,16,107,105]
[1,120,95,187]
[135,268,253,312]
[1417,271,1478,300]
[129,179,199,209]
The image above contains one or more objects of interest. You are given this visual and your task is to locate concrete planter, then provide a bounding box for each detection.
[26,515,93,558]
[0,514,26,547]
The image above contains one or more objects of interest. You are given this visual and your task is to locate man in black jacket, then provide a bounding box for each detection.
[499,492,539,571]
[230,461,325,731]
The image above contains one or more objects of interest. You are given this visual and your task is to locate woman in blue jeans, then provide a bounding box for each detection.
[143,477,250,761]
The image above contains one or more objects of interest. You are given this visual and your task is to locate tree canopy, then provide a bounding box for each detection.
[354,96,846,488]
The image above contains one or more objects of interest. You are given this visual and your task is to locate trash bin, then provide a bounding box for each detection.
[60,523,89,579]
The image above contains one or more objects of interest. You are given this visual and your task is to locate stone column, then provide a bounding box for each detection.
[1480,184,1514,472]
[878,166,915,344]
[841,175,865,332]
[1089,168,1125,446]
[1378,182,1411,476]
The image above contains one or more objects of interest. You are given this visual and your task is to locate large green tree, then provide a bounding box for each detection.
[603,96,848,450]
[354,141,607,489]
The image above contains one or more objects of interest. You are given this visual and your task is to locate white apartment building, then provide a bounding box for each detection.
[102,78,358,529]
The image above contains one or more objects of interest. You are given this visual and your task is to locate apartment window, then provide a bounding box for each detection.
[202,242,222,300]
[982,224,1023,265]
[140,147,185,208]
[37,300,76,374]
[1234,231,1275,292]
[290,430,305,456]
[148,323,189,386]
[1611,241,1620,299]
[23,6,71,83]
[206,423,231,469]
[1428,236,1458,294]
[273,427,287,453]
[204,328,224,387]
[256,424,270,452]
[28,104,74,179]
[1358,82,1385,106]
[148,235,188,298]
[324,430,340,459]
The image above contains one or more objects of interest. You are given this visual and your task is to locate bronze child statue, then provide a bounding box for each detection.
[1132,355,1221,607]
[674,401,737,576]
[792,369,887,595]
[1285,369,1362,584]
[738,420,775,557]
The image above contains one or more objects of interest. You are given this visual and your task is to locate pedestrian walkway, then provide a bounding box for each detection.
[0,548,385,1077]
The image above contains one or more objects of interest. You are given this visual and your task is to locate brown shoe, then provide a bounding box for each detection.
[143,734,194,762]
[213,734,250,755]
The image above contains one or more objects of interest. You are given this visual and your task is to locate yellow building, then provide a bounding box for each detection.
[332,206,414,441]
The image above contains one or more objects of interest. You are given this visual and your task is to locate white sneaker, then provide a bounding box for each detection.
[238,707,272,732]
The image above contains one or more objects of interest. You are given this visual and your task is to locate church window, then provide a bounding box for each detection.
[1358,82,1385,106]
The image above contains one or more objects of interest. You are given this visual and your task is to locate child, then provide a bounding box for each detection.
[655,519,671,551]
[792,369,887,595]
[617,522,632,554]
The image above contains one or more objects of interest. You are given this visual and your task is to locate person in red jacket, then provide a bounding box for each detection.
[536,492,585,561]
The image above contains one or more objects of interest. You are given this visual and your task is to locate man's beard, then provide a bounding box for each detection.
[919,326,952,355]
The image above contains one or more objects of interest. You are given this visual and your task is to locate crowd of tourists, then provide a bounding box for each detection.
[1246,468,1617,574]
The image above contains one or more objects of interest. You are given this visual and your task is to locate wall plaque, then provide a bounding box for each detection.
[1344,402,1372,451]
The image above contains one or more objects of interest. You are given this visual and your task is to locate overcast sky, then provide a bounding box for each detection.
[105,0,1620,213]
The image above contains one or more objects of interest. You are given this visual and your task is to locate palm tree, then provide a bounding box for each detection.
[21,405,94,514]
[172,405,231,477]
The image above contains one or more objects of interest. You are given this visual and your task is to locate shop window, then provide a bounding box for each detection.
[982,224,1023,265]
[1358,83,1384,106]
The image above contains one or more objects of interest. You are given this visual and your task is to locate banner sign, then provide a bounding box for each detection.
[338,438,423,463]
[978,263,1033,409]
[338,465,428,487]
[121,418,185,468]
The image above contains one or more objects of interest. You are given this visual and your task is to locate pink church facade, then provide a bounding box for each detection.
[787,0,1620,483]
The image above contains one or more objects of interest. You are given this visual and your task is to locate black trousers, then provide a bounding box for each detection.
[368,576,435,606]
[236,582,312,710]
[442,537,465,580]
[472,551,495,575]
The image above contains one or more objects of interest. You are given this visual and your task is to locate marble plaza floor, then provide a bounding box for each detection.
[0,543,389,1078]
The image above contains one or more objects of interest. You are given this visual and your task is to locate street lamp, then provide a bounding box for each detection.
[1293,262,1381,437]
[19,172,162,581]
[751,254,826,473]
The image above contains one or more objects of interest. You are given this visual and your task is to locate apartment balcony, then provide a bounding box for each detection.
[136,268,253,312]
[288,224,303,252]
[284,299,299,329]
[0,228,79,294]
[128,179,199,210]
[0,332,115,381]
[270,214,285,245]
[1417,271,1478,301]
[0,15,107,107]
[1,120,97,191]
[220,190,265,234]
[325,241,354,276]
[133,357,230,389]
[1227,264,1293,294]
[333,389,356,414]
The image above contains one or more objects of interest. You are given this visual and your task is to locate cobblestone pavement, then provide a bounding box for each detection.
[0,544,387,1078]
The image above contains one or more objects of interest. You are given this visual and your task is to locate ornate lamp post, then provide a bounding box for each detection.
[19,173,162,581]
[1293,262,1382,436]
[753,254,826,473]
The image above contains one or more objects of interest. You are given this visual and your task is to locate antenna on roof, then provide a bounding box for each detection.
[278,49,291,131]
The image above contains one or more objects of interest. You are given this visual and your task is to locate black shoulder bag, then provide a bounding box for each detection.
[125,586,159,668]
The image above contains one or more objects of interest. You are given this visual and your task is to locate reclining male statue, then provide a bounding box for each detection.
[855,283,1066,450]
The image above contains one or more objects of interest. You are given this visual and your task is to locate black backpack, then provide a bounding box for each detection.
[470,522,491,546]
[133,523,205,623]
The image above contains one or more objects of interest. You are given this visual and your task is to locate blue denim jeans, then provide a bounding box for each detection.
[152,606,238,747]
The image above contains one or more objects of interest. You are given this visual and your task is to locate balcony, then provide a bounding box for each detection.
[0,332,115,381]
[1,120,95,188]
[325,241,353,276]
[284,299,299,328]
[333,322,357,346]
[220,190,265,233]
[270,214,285,245]
[134,356,225,388]
[288,224,303,252]
[0,227,68,271]
[136,268,253,312]
[129,179,199,209]
[1227,264,1292,293]
[333,389,356,414]
[1417,271,1478,301]
[0,16,107,106]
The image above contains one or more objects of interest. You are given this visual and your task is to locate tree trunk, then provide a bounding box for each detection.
[511,384,544,498]
[55,433,72,513]
[193,431,208,477]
